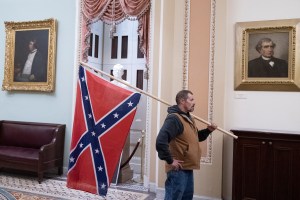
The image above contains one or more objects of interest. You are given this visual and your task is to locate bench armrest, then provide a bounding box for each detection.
[39,125,65,162]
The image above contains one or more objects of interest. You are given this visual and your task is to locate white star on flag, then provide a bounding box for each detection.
[128,101,133,107]
[113,113,119,118]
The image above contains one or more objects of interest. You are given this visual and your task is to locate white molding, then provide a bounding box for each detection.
[183,0,190,90]
[142,0,155,190]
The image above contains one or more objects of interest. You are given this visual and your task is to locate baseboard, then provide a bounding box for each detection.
[63,166,68,175]
[154,187,165,200]
[153,185,222,200]
[193,195,222,200]
[148,182,157,193]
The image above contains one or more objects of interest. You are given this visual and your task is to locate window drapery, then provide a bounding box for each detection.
[81,0,150,63]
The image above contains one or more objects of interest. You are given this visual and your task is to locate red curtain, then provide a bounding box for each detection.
[81,0,150,63]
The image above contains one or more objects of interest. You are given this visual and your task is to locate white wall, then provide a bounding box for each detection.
[0,0,77,168]
[222,0,300,199]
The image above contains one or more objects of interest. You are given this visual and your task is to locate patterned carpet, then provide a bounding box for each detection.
[0,172,154,200]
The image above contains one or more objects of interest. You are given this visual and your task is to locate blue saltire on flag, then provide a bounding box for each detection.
[66,65,141,196]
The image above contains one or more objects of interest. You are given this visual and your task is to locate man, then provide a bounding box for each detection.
[14,39,47,82]
[156,90,217,200]
[248,37,288,77]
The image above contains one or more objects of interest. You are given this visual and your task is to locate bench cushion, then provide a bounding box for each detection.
[0,146,39,162]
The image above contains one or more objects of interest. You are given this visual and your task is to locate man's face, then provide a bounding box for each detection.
[259,41,274,58]
[28,41,35,52]
[182,93,195,112]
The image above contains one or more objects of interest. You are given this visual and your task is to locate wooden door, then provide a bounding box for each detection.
[233,136,266,200]
[271,140,300,200]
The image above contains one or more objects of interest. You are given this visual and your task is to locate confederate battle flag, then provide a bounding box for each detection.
[67,65,141,196]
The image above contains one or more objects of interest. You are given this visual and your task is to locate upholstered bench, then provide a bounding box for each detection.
[0,120,66,183]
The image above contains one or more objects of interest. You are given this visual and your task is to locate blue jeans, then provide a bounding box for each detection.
[165,170,194,200]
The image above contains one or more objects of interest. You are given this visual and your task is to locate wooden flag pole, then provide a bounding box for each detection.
[80,62,238,139]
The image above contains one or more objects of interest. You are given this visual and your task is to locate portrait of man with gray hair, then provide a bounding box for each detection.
[248,37,288,77]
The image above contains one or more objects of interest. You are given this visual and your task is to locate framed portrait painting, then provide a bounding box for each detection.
[234,18,300,91]
[2,18,57,92]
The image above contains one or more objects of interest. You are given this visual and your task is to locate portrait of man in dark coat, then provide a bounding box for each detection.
[248,37,288,78]
[13,30,48,82]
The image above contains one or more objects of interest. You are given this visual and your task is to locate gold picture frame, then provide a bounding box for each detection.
[234,18,300,91]
[2,18,57,92]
